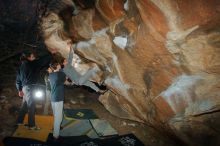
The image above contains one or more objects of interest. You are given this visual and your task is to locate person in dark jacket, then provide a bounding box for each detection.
[16,50,52,130]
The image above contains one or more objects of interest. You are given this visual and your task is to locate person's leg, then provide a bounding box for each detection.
[78,66,101,92]
[53,101,63,138]
[16,86,31,125]
[24,86,36,127]
[43,90,51,115]
[63,57,101,92]
[51,101,55,116]
[78,66,99,85]
[63,65,80,84]
[50,101,55,131]
[82,81,100,92]
[16,99,28,124]
[27,97,36,127]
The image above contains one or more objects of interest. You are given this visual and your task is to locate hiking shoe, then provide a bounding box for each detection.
[29,126,41,131]
[53,136,60,141]
[14,123,28,127]
[16,123,25,126]
[52,126,64,131]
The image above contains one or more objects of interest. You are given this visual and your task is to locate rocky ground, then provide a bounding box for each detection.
[0,85,179,146]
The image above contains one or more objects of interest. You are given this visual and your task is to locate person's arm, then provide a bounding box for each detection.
[15,70,23,97]
[64,43,76,67]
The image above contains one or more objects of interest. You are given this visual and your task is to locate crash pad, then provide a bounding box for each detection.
[60,118,118,138]
[64,109,98,120]
[3,137,46,146]
[13,114,53,142]
[3,133,145,146]
[90,119,118,137]
[74,133,145,146]
[47,133,91,145]
[60,118,99,138]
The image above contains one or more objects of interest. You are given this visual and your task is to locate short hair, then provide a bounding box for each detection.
[49,60,60,70]
[53,52,65,64]
[20,50,34,61]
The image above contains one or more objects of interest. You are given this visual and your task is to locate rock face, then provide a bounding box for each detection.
[41,0,220,145]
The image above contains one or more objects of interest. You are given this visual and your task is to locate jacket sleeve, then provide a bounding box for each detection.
[15,70,22,91]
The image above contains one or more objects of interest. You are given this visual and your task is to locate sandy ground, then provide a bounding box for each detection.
[0,86,177,146]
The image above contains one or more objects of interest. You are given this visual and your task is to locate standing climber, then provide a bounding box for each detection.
[16,49,52,130]
[48,60,72,139]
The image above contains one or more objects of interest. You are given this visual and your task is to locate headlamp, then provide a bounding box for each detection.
[32,84,46,100]
[34,90,44,99]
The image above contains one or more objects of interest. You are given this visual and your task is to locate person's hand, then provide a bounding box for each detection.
[64,80,71,85]
[18,91,24,97]
[64,77,73,85]
[47,67,53,73]
[63,59,68,66]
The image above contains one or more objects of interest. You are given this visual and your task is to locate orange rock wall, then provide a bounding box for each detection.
[41,0,220,145]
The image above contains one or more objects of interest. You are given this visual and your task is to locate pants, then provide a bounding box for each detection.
[63,65,100,92]
[16,85,36,127]
[51,101,63,138]
[43,89,51,115]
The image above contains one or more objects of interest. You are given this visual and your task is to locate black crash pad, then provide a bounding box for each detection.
[3,133,144,146]
[64,109,98,120]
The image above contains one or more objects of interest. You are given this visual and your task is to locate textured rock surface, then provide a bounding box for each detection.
[42,0,220,145]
